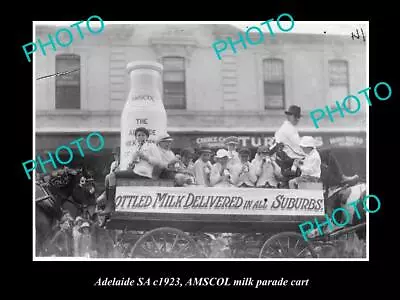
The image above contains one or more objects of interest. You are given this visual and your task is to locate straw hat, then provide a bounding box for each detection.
[224,136,239,145]
[80,222,91,229]
[157,133,174,143]
[214,149,230,159]
[299,136,322,148]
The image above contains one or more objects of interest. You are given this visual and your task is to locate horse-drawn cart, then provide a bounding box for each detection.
[104,175,334,258]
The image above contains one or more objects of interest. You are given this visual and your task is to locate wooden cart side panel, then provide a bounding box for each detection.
[106,211,323,233]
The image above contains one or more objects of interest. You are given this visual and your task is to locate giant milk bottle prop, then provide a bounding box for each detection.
[120,61,167,171]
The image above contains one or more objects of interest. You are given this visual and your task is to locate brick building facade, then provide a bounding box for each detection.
[35,23,367,182]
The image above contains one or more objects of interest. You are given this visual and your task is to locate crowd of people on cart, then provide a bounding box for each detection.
[108,133,322,189]
[105,105,357,191]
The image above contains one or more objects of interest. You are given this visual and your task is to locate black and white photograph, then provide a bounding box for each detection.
[33,21,368,260]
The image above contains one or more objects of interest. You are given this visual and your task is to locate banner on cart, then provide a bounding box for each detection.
[115,186,325,216]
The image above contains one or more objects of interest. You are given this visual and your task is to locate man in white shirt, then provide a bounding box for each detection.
[275,106,359,186]
[289,136,321,189]
[274,105,305,159]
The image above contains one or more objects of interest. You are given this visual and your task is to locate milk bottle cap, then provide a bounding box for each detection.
[127,61,163,74]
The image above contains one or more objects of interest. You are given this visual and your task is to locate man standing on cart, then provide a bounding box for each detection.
[274,105,359,187]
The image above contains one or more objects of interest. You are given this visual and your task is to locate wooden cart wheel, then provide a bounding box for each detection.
[259,232,317,258]
[129,227,205,258]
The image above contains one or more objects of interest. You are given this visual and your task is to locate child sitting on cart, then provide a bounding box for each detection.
[128,127,157,178]
[231,148,257,188]
[174,148,196,186]
[288,136,322,189]
[192,146,213,187]
[210,149,235,188]
[252,146,281,188]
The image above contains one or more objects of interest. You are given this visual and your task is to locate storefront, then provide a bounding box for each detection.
[35,130,366,153]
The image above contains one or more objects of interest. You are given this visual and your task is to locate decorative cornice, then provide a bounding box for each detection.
[150,42,197,59]
[105,25,135,41]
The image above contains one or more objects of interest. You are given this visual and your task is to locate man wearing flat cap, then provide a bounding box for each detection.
[174,148,196,186]
[193,146,213,186]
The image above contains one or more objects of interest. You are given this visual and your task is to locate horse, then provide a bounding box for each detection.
[62,172,97,220]
[35,167,96,256]
[319,148,366,239]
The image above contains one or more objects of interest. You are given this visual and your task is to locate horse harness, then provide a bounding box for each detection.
[35,183,57,210]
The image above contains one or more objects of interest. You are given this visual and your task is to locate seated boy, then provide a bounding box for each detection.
[252,146,281,188]
[288,136,321,189]
[231,148,257,187]
[128,127,152,174]
[174,148,196,186]
[193,146,213,187]
[210,149,235,188]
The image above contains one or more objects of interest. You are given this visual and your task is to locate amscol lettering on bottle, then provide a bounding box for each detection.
[119,61,168,171]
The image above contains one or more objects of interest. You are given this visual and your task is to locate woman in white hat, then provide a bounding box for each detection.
[210,149,235,187]
[288,136,322,189]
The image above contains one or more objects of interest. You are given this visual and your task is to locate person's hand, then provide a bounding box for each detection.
[170,157,180,164]
[138,152,148,161]
[222,169,231,179]
[204,166,211,174]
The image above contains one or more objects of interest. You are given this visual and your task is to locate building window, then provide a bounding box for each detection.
[162,57,186,109]
[55,54,81,109]
[263,59,285,109]
[328,60,349,109]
